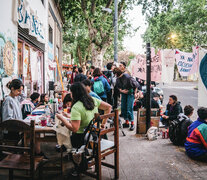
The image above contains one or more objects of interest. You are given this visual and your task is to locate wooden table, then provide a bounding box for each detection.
[34,125,57,143]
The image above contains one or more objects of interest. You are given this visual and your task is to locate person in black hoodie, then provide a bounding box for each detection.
[162,95,183,126]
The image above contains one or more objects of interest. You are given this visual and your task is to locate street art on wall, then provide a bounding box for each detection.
[200,53,207,90]
[18,0,45,43]
[0,33,16,77]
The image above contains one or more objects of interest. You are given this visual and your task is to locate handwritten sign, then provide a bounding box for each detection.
[175,47,199,76]
[131,50,162,82]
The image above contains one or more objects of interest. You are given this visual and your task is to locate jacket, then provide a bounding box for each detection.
[74,73,87,83]
[185,118,207,158]
[116,74,139,94]
[166,102,183,121]
[92,76,111,99]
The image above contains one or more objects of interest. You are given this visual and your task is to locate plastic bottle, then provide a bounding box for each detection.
[45,105,50,120]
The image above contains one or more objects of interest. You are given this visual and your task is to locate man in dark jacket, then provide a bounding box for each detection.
[74,67,87,83]
[162,95,183,126]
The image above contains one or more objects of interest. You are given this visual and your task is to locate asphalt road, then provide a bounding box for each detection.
[159,81,198,121]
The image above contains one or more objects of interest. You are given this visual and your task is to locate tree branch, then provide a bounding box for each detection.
[106,0,113,8]
[91,0,96,14]
[118,0,126,17]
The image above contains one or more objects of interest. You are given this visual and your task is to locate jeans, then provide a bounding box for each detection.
[121,94,134,121]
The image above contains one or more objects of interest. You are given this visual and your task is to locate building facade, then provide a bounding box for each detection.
[0,0,63,99]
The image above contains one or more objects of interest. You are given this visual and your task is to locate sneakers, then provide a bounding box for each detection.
[129,124,135,131]
[123,123,130,128]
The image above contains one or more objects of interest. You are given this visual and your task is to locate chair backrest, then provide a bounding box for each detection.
[0,100,3,123]
[0,120,35,170]
[94,109,119,147]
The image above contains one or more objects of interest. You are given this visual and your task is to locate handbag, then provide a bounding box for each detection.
[71,116,101,172]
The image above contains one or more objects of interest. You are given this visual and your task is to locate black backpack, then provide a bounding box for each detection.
[169,114,192,146]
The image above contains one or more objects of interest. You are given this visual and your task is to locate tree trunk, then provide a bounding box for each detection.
[91,43,107,68]
[76,45,82,66]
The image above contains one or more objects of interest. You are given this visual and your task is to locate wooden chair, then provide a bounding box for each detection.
[0,120,44,180]
[82,109,119,180]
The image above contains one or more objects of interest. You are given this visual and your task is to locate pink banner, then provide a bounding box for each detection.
[175,46,199,76]
[131,49,162,82]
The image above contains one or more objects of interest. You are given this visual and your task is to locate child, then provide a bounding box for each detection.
[82,79,101,100]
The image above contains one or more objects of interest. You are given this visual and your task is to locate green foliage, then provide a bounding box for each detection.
[141,0,207,51]
[60,0,138,65]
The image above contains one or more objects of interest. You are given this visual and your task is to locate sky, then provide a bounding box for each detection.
[123,6,147,55]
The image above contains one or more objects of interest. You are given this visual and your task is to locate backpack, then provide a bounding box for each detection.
[93,80,105,96]
[169,114,192,146]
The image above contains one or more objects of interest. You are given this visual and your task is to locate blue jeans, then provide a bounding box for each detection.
[121,94,134,121]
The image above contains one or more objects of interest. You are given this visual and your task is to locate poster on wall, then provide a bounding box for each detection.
[3,41,14,76]
[23,48,29,77]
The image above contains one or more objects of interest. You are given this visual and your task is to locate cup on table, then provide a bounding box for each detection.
[40,117,47,126]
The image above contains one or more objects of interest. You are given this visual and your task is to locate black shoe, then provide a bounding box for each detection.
[129,124,135,131]
[35,152,48,159]
[123,123,130,128]
[67,168,79,177]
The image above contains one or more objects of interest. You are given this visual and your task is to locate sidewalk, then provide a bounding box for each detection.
[1,122,207,180]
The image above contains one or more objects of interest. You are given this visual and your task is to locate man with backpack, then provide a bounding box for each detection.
[169,105,194,146]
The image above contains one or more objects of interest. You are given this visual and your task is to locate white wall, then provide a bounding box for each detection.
[198,48,207,107]
[0,0,18,76]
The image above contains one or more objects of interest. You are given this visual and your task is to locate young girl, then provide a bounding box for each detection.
[40,94,49,105]
[2,79,24,121]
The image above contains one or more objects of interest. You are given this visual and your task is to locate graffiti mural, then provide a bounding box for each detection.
[0,32,16,77]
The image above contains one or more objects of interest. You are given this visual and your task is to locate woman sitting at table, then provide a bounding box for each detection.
[57,82,112,148]
[2,79,24,141]
[2,79,24,121]
[39,93,49,106]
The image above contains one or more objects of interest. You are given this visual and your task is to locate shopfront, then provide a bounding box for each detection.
[17,0,47,96]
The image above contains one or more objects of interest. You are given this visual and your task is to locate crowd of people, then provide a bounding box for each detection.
[1,62,207,165]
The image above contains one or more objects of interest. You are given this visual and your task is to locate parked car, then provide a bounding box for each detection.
[141,86,164,104]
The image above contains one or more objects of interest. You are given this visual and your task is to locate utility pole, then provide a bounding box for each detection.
[146,43,151,131]
[114,0,118,62]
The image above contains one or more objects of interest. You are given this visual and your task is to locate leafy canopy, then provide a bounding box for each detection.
[60,0,139,65]
[140,0,207,51]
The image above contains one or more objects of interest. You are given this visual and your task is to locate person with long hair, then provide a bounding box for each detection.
[2,79,24,121]
[162,95,183,125]
[56,82,112,148]
[39,94,49,105]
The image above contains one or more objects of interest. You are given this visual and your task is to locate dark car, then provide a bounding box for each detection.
[142,86,164,104]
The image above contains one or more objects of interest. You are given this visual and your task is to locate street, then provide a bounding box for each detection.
[160,81,198,121]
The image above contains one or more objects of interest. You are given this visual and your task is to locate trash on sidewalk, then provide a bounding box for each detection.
[147,126,158,141]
